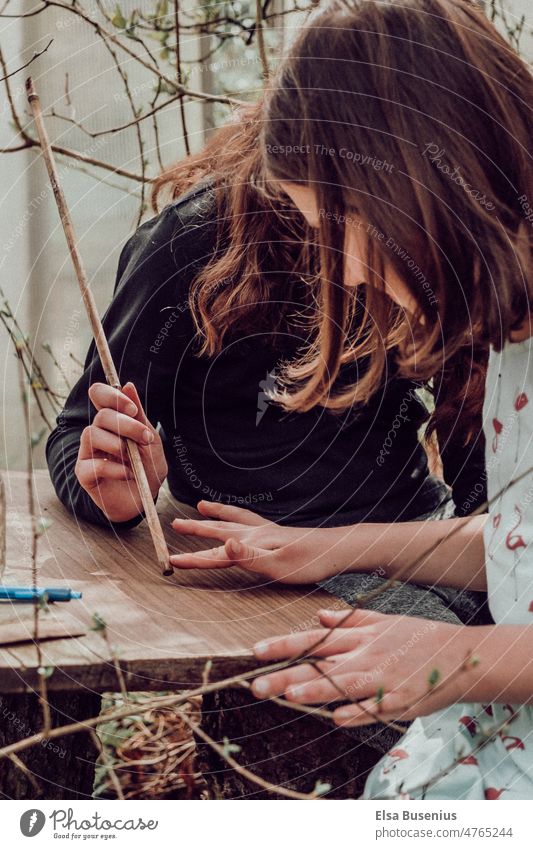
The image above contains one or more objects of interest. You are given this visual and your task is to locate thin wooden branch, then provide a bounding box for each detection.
[174,0,190,156]
[17,356,52,736]
[94,33,147,224]
[180,710,318,799]
[255,0,270,79]
[41,0,245,107]
[26,77,172,578]
[0,37,53,83]
[90,729,125,800]
[8,752,41,794]
[0,658,304,764]
[47,94,183,139]
[0,136,150,182]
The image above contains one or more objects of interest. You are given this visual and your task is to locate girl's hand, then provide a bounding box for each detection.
[75,382,168,523]
[251,608,478,726]
[170,502,338,583]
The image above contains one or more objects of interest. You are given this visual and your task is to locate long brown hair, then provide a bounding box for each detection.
[261,0,532,432]
[152,104,319,353]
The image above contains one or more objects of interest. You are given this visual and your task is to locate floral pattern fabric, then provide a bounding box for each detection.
[363,339,533,799]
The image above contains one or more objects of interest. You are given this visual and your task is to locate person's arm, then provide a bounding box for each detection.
[170,501,488,591]
[438,420,487,518]
[317,513,487,590]
[46,191,216,527]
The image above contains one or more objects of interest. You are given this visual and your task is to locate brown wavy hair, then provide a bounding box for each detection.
[261,0,533,435]
[151,0,533,440]
[152,104,322,351]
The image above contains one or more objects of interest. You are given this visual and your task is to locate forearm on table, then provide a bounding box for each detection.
[319,516,487,591]
[46,426,145,530]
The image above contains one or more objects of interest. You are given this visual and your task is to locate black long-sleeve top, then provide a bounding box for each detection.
[46,181,487,530]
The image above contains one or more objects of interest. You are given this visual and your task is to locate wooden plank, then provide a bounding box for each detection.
[0,471,343,692]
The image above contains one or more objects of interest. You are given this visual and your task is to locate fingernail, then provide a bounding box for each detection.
[334,707,354,720]
[143,429,154,443]
[319,609,341,618]
[252,678,271,696]
[253,640,270,658]
[126,403,137,416]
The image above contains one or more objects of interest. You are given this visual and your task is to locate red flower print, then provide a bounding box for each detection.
[506,509,526,552]
[492,418,503,453]
[506,506,527,602]
[501,735,525,751]
[485,787,504,800]
[389,748,409,759]
[383,748,409,774]
[459,716,478,737]
[487,513,501,561]
[515,393,529,411]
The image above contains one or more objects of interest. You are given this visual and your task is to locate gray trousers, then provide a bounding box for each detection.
[317,499,492,754]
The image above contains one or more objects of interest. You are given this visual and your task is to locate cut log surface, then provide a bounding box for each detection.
[1,471,345,694]
[200,688,376,800]
[0,691,101,800]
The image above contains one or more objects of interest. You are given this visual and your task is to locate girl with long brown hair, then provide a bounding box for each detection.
[171,0,533,798]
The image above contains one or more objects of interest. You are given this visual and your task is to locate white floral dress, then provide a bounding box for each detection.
[363,338,533,799]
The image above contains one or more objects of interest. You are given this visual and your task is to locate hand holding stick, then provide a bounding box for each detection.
[26,76,173,577]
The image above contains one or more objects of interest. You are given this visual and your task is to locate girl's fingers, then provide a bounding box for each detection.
[169,545,232,570]
[197,500,270,527]
[170,539,274,575]
[121,382,151,427]
[223,538,274,574]
[318,608,387,629]
[285,671,375,705]
[79,426,128,462]
[88,382,138,417]
[253,627,365,661]
[252,664,377,704]
[332,693,403,727]
[252,663,322,698]
[92,408,155,445]
[76,457,135,488]
[171,517,240,542]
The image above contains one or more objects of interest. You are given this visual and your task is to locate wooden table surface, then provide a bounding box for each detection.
[0,471,340,693]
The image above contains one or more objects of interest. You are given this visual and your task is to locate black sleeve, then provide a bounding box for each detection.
[45,190,216,529]
[438,423,487,517]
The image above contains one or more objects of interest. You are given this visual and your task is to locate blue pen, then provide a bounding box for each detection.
[0,586,82,603]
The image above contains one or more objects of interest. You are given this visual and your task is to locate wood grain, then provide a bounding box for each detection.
[0,471,343,693]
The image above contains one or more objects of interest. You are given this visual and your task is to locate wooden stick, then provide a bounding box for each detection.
[26,76,173,577]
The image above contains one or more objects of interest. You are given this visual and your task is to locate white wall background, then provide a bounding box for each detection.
[0,1,206,470]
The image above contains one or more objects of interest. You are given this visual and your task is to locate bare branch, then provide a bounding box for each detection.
[255,0,270,79]
[0,37,53,83]
[180,710,318,799]
[46,94,183,139]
